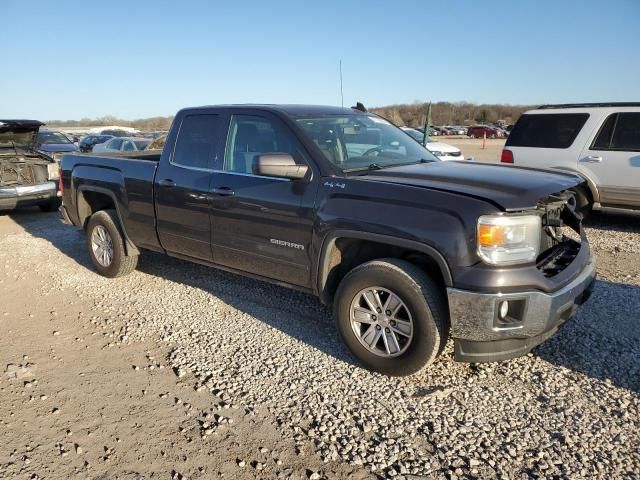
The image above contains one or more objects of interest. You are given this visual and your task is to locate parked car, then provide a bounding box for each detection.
[444,126,466,136]
[78,135,114,153]
[432,126,450,136]
[60,104,595,376]
[502,102,640,214]
[0,120,61,212]
[36,128,79,161]
[400,127,465,160]
[467,126,503,139]
[93,137,151,153]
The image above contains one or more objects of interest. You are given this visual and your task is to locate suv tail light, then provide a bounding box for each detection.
[501,149,514,163]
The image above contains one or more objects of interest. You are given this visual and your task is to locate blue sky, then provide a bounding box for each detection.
[2,0,639,120]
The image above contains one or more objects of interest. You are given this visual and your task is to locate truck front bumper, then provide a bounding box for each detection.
[447,257,596,363]
[0,182,57,210]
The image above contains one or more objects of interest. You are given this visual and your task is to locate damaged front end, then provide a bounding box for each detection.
[536,190,586,278]
[0,120,59,210]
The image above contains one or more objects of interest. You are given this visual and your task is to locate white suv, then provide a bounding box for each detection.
[501,103,640,213]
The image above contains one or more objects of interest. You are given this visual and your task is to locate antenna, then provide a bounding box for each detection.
[339,60,344,109]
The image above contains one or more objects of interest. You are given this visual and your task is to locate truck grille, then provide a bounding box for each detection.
[536,191,582,278]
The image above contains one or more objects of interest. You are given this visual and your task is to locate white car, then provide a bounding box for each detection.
[400,127,464,161]
[93,137,151,153]
[502,103,640,213]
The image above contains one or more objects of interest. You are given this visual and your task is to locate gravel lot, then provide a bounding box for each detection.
[1,208,639,479]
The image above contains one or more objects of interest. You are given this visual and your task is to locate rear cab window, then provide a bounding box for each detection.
[506,113,589,149]
[171,114,219,169]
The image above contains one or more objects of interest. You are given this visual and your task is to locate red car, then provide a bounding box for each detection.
[467,126,503,139]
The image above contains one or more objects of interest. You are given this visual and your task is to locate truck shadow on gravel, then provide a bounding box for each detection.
[585,209,640,234]
[533,279,640,394]
[10,209,640,393]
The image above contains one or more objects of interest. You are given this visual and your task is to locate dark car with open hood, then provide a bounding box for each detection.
[59,104,596,376]
[0,120,61,212]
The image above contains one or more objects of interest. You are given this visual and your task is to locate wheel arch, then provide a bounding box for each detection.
[316,230,453,305]
[550,167,599,204]
[77,186,139,256]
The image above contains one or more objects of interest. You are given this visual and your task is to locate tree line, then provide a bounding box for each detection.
[48,115,174,131]
[370,101,536,128]
[48,101,536,131]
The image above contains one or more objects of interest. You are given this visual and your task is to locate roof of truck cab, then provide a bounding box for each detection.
[181,104,365,116]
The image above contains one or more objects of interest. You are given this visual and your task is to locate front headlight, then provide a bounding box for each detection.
[477,215,541,265]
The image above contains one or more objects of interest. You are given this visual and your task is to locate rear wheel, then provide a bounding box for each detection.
[334,258,448,376]
[86,209,138,278]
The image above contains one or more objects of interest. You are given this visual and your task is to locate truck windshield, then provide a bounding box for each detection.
[295,114,438,172]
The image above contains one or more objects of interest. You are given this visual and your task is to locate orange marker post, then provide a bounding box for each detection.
[482,132,487,150]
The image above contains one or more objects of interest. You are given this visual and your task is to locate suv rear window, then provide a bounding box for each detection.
[506,113,589,149]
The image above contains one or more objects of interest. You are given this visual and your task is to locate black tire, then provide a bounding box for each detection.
[86,209,138,278]
[39,198,61,212]
[571,186,593,220]
[334,258,449,376]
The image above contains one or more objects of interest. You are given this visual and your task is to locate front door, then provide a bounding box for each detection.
[208,112,317,287]
[155,113,222,261]
[580,112,640,208]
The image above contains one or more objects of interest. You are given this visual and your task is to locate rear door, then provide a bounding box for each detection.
[208,110,317,287]
[154,113,223,261]
[580,112,640,208]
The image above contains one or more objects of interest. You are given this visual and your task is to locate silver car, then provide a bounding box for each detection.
[93,137,151,153]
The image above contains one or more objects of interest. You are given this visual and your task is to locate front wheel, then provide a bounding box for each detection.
[86,209,138,278]
[334,259,449,376]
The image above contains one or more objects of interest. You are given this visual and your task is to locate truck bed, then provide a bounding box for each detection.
[61,152,161,251]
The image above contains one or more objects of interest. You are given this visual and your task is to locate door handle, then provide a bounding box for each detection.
[158,179,176,187]
[583,155,603,163]
[211,187,235,197]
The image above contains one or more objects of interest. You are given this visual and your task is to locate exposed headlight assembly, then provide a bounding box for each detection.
[47,163,60,180]
[477,215,541,265]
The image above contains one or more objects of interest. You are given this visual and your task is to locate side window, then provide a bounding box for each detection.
[506,113,589,149]
[172,114,219,169]
[122,140,134,151]
[591,114,616,150]
[110,139,123,150]
[611,113,640,151]
[223,114,306,174]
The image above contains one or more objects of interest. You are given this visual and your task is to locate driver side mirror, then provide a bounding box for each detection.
[255,153,309,180]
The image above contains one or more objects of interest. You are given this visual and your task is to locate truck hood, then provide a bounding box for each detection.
[360,161,583,211]
[0,120,44,151]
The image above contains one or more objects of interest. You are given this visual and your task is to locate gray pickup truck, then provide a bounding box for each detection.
[60,104,596,376]
[0,120,61,212]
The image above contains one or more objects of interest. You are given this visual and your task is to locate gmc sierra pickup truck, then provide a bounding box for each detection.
[60,105,596,376]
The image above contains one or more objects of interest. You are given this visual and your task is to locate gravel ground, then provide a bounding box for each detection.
[1,208,639,479]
